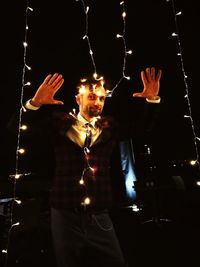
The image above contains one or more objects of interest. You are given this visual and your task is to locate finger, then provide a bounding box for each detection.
[52,100,64,105]
[144,68,151,82]
[53,78,64,92]
[141,70,147,85]
[155,69,162,81]
[47,73,60,85]
[43,74,53,84]
[150,67,155,80]
[51,74,63,88]
[133,92,143,97]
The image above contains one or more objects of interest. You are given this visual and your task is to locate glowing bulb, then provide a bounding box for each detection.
[176,11,182,16]
[18,148,25,154]
[127,50,133,54]
[24,81,31,86]
[122,12,126,18]
[23,42,28,47]
[15,199,22,204]
[21,124,27,130]
[86,6,89,14]
[196,181,200,186]
[84,147,90,154]
[79,178,84,185]
[90,167,95,172]
[189,160,197,166]
[172,32,178,37]
[28,7,33,11]
[106,90,112,97]
[93,73,98,79]
[84,197,91,205]
[116,34,123,38]
[15,174,21,179]
[25,64,31,70]
[12,222,20,227]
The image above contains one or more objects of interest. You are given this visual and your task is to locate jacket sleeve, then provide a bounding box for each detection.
[108,96,160,141]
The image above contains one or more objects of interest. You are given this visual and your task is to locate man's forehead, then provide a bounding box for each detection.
[79,84,106,97]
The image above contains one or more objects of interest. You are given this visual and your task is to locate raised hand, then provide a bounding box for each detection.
[133,67,162,99]
[31,73,64,107]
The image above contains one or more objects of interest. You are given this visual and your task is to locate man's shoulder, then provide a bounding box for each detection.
[96,115,117,129]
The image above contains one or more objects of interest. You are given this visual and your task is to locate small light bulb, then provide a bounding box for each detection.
[18,148,25,154]
[122,12,126,18]
[21,124,28,130]
[79,178,84,185]
[15,174,21,179]
[84,197,91,205]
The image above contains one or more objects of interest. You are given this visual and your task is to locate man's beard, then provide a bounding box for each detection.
[88,107,102,117]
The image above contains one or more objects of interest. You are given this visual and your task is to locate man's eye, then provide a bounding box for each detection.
[100,97,105,102]
[88,94,96,100]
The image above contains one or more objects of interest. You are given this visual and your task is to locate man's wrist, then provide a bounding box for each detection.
[146,96,161,104]
[25,99,41,110]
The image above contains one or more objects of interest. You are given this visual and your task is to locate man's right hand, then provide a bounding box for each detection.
[31,73,64,107]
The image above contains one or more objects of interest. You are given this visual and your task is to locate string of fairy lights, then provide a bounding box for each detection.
[167,0,200,169]
[2,2,33,266]
[76,0,132,96]
[2,0,199,264]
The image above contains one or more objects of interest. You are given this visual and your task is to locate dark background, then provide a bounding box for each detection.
[0,1,200,266]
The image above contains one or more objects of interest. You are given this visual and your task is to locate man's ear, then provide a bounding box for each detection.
[75,95,80,105]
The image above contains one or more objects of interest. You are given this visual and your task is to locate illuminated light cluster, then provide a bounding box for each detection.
[168,0,200,170]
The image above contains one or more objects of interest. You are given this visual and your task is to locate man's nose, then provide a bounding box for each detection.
[94,97,101,105]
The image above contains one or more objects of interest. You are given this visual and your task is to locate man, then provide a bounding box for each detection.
[22,67,161,267]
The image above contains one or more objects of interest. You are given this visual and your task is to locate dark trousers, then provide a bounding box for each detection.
[51,207,128,267]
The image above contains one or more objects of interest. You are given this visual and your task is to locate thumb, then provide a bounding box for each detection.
[53,100,64,105]
[132,92,143,97]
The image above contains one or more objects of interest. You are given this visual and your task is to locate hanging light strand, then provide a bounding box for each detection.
[76,0,99,79]
[3,2,33,266]
[109,0,132,96]
[169,0,200,167]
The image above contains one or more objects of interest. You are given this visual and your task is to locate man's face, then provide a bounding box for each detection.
[76,84,106,121]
